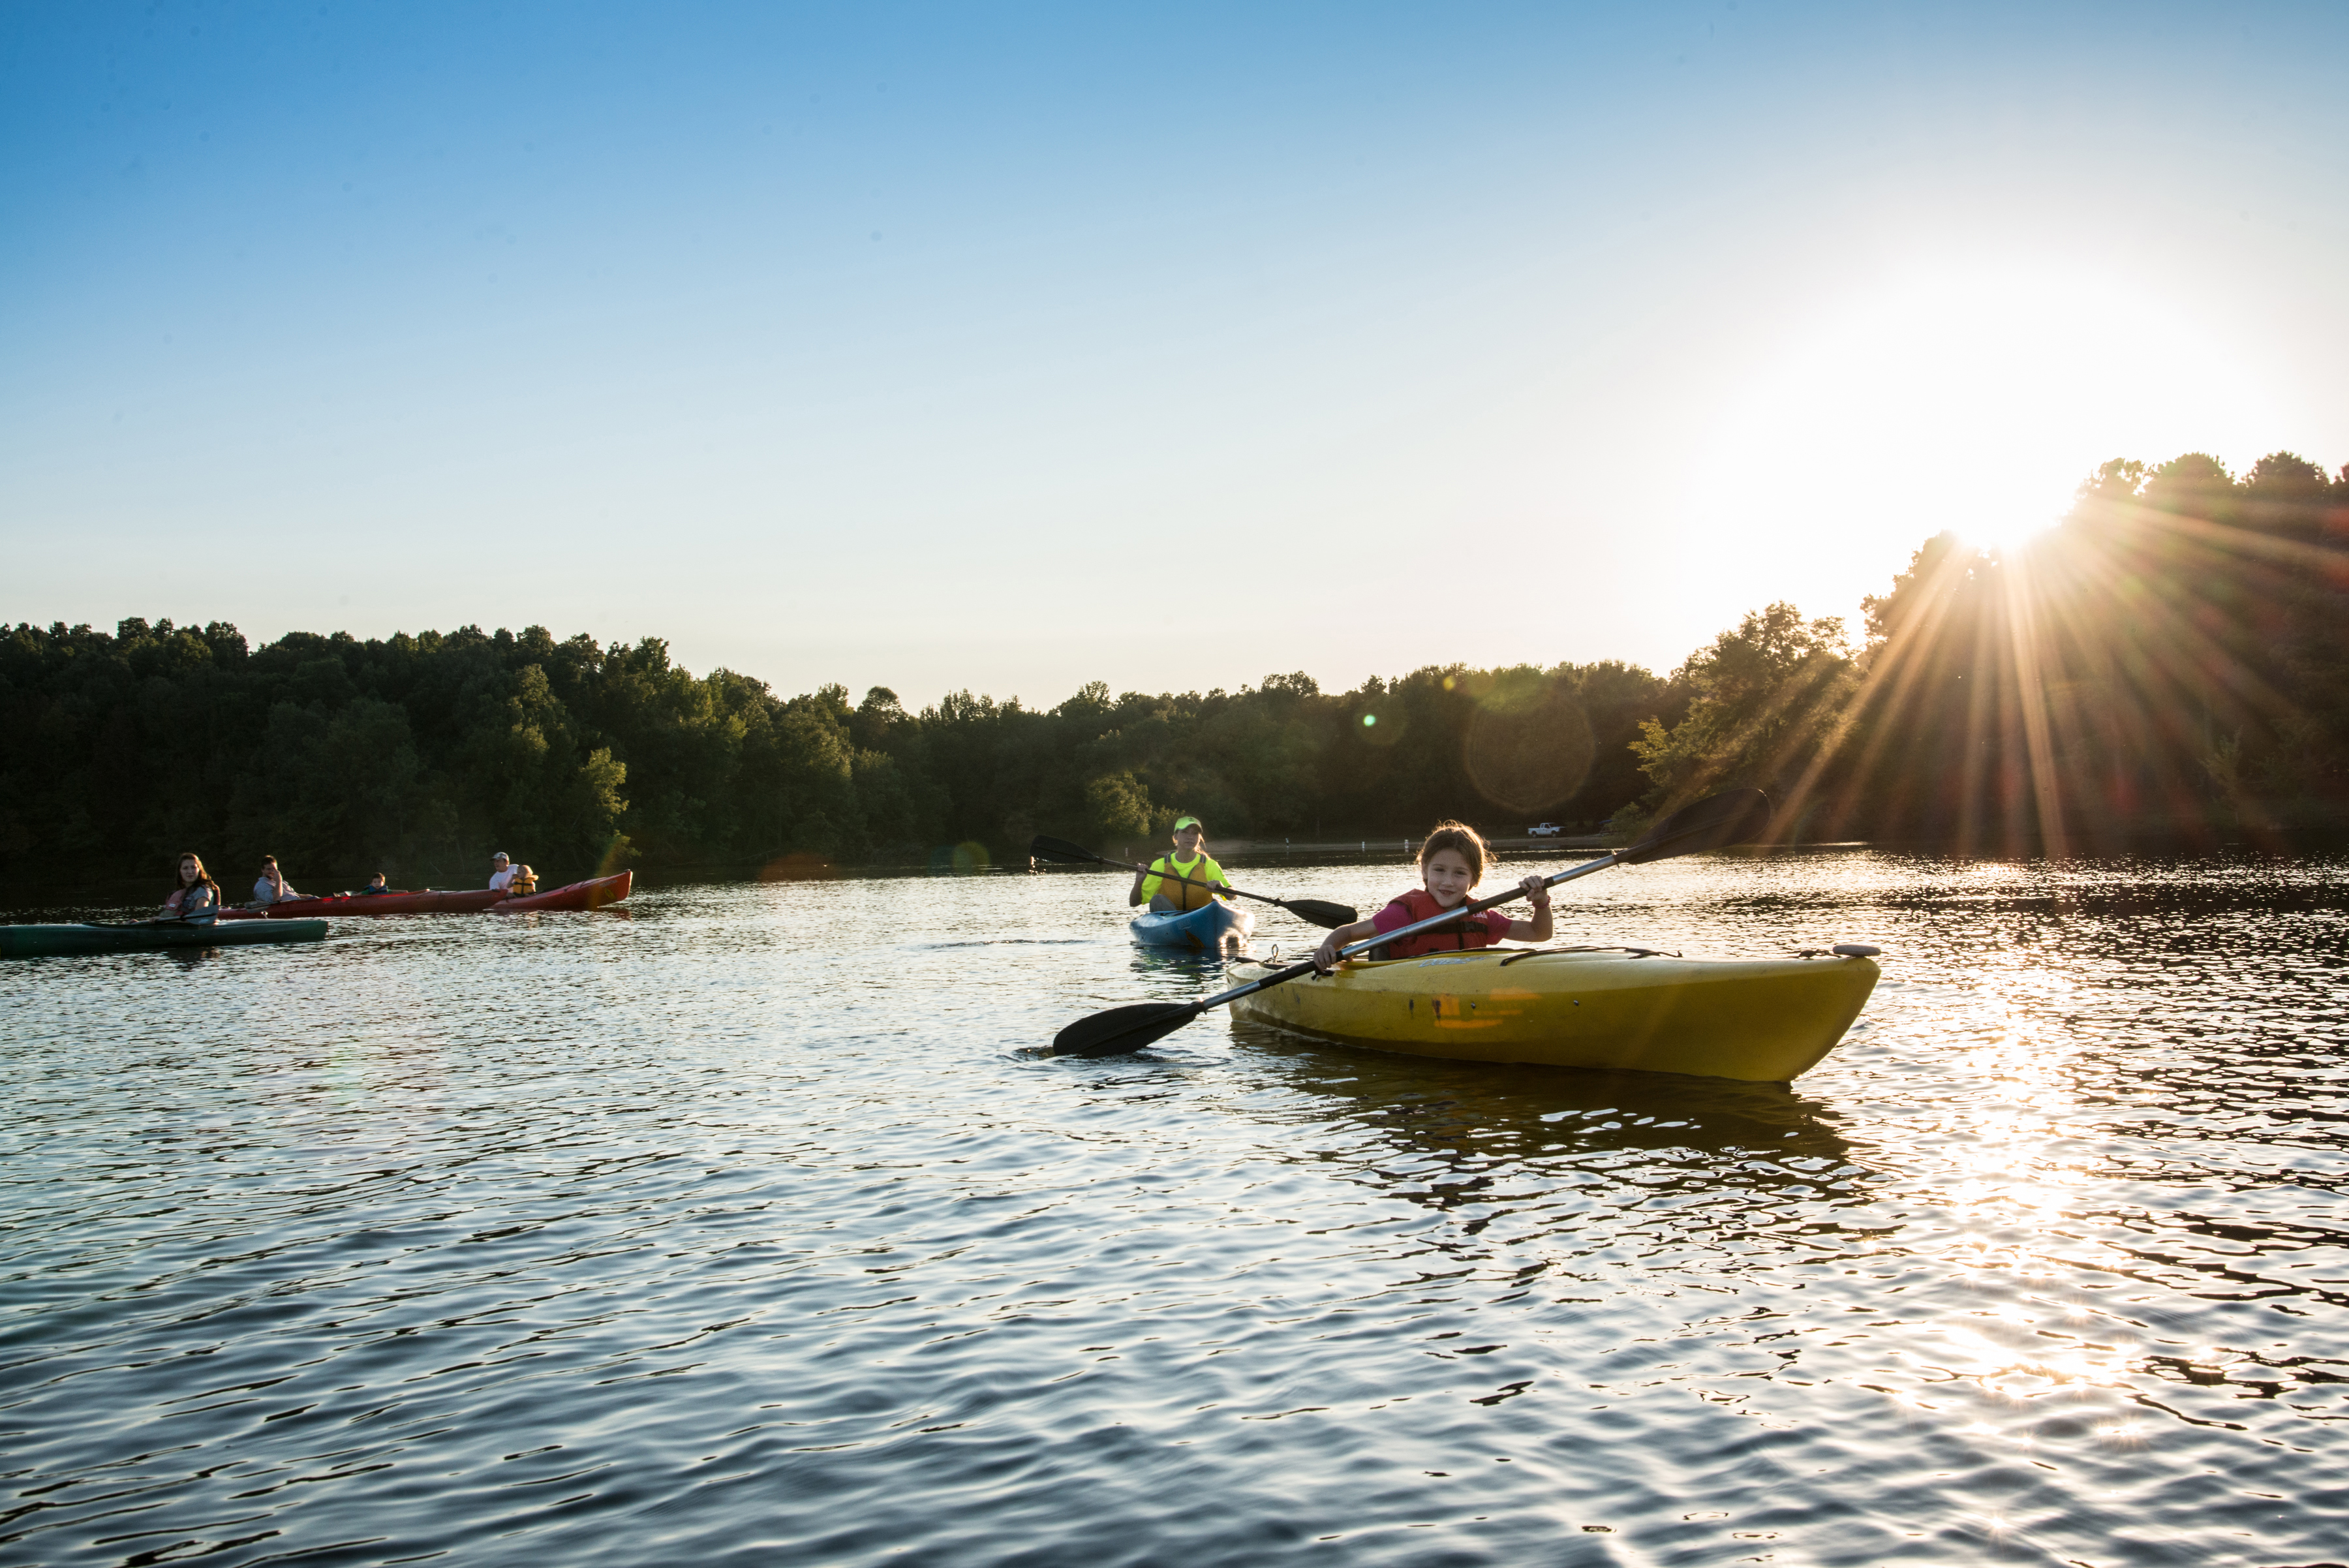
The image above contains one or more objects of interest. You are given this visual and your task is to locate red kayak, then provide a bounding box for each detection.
[215,883,593,919]
[493,871,632,912]
[219,888,498,919]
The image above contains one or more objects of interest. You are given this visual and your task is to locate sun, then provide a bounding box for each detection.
[1691,262,2273,553]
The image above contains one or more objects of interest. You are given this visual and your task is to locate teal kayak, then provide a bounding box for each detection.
[0,918,331,959]
[1129,900,1253,951]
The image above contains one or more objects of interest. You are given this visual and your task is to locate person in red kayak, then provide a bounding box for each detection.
[1311,820,1551,972]
[358,872,392,895]
[251,855,301,907]
[162,852,221,921]
[489,852,518,892]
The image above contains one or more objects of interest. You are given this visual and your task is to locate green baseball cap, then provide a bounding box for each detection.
[1173,815,1203,831]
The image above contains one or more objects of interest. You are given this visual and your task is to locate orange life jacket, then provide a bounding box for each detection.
[1379,887,1499,959]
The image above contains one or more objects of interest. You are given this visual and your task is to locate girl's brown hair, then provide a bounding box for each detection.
[176,852,216,891]
[1416,820,1492,883]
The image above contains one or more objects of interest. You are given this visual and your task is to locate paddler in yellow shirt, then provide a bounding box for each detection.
[1128,815,1235,913]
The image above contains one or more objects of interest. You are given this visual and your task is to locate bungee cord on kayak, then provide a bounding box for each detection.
[1494,944,1682,965]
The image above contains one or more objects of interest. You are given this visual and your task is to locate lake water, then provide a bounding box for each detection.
[3,848,2344,1567]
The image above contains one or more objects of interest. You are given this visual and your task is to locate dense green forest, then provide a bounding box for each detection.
[4,449,2342,887]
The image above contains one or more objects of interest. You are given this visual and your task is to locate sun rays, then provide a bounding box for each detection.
[1648,451,2346,857]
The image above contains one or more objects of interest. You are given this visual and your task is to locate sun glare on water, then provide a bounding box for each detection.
[1694,264,2273,553]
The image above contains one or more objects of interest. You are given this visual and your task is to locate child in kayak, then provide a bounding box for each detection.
[1312,821,1550,971]
[1128,815,1234,913]
[162,852,222,921]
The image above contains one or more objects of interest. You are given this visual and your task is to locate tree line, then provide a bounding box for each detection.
[1630,450,2348,853]
[3,449,2341,887]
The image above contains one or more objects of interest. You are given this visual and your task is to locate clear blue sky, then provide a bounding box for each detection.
[5,1,2344,706]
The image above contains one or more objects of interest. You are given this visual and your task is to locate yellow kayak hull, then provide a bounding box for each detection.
[1229,947,1880,1083]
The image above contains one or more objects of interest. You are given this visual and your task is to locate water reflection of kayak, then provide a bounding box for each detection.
[1129,900,1252,950]
[1229,945,1879,1084]
[0,918,330,958]
[216,871,632,919]
[1253,1049,1860,1193]
[1361,1063,1845,1159]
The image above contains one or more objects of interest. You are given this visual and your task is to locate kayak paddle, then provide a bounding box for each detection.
[1051,788,1773,1057]
[1027,835,1358,930]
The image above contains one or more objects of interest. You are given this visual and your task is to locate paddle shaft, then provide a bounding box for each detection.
[1122,854,1236,904]
[1037,837,1302,914]
[1184,850,1623,1015]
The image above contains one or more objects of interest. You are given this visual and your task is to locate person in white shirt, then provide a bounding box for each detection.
[489,852,517,892]
[252,855,300,906]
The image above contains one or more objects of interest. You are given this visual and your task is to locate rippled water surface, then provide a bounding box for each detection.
[5,849,2346,1566]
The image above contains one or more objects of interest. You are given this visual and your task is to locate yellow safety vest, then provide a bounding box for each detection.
[1143,852,1228,912]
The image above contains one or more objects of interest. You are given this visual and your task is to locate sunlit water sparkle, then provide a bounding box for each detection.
[2,849,2344,1565]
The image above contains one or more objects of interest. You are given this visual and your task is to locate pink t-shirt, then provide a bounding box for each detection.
[1370,897,1511,942]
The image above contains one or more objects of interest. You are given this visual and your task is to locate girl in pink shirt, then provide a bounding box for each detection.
[1313,820,1551,970]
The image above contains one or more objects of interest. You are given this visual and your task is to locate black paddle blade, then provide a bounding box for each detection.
[1052,1000,1205,1057]
[1029,834,1104,865]
[1621,788,1773,864]
[1278,898,1359,929]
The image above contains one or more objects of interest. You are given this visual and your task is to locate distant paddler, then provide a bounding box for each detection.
[1128,816,1233,914]
[251,855,302,908]
[162,852,222,921]
[1029,832,1357,929]
[488,852,539,897]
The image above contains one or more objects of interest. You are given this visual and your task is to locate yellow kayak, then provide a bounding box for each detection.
[1229,945,1880,1083]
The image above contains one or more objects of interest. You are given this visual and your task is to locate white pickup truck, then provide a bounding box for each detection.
[1528,822,1565,837]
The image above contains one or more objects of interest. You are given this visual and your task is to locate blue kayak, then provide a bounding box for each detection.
[1129,900,1254,951]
